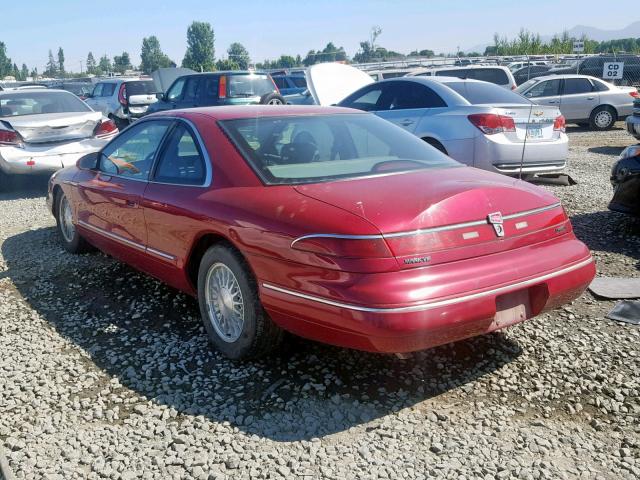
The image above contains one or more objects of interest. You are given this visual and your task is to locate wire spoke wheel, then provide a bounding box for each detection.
[204,262,245,343]
[59,195,75,243]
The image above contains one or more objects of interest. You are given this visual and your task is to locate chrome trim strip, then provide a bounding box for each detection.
[77,220,176,261]
[290,203,563,246]
[262,257,593,314]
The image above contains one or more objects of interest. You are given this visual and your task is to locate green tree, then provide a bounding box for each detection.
[113,52,132,74]
[20,63,28,81]
[45,49,58,77]
[140,36,173,74]
[86,52,96,74]
[0,42,12,78]
[227,42,250,70]
[215,58,239,71]
[98,54,111,75]
[409,49,435,57]
[182,21,215,72]
[12,63,20,80]
[57,47,65,76]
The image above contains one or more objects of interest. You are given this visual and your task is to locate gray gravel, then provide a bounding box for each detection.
[1,125,639,480]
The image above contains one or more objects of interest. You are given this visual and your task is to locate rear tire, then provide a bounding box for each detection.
[589,106,616,131]
[423,138,448,155]
[259,93,286,105]
[197,244,283,360]
[54,191,93,254]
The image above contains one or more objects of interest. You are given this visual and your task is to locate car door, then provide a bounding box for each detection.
[142,120,210,280]
[163,76,188,110]
[86,82,105,113]
[75,120,172,258]
[558,78,599,121]
[175,76,203,109]
[523,78,562,109]
[198,75,220,106]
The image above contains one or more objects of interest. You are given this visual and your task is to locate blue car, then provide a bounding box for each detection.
[271,75,307,96]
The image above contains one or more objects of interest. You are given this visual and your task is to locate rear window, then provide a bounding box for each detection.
[227,74,275,98]
[125,81,157,96]
[0,91,91,117]
[291,76,307,88]
[437,68,509,85]
[220,113,458,185]
[446,81,530,105]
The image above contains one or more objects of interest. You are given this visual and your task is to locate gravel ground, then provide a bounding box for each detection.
[1,125,639,480]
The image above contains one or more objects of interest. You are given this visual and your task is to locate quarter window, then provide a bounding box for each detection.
[153,124,207,185]
[99,121,171,180]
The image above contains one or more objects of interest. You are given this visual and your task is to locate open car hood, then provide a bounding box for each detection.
[151,67,196,93]
[306,63,374,106]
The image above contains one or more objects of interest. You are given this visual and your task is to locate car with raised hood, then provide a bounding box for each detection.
[0,88,117,189]
[302,63,567,176]
[146,71,285,115]
[47,105,595,360]
[517,74,638,130]
[85,78,159,128]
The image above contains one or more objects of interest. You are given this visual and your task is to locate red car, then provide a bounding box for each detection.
[47,106,595,359]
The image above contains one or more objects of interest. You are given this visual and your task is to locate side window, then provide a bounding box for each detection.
[201,76,219,101]
[385,82,447,109]
[525,79,561,98]
[153,123,207,185]
[272,77,287,89]
[99,121,170,180]
[167,77,186,101]
[592,79,610,92]
[472,69,509,85]
[340,85,384,111]
[91,83,103,97]
[102,83,116,97]
[182,77,202,103]
[563,78,594,95]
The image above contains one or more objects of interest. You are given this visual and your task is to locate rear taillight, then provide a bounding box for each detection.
[118,84,127,106]
[218,76,227,99]
[553,115,566,132]
[468,114,516,135]
[93,119,118,138]
[0,127,23,147]
[629,91,639,98]
[292,236,392,258]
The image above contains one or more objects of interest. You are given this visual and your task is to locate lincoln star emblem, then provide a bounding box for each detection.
[487,212,505,237]
[533,110,544,117]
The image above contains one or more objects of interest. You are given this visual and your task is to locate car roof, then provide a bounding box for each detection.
[147,105,362,121]
[523,74,605,82]
[420,65,510,72]
[385,76,487,85]
[0,88,63,95]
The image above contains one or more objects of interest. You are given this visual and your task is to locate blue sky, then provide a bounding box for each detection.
[2,0,635,71]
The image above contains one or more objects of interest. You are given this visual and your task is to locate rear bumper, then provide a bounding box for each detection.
[474,133,568,175]
[626,115,640,140]
[0,138,109,175]
[256,237,595,353]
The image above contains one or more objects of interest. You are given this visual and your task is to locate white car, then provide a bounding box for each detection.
[507,61,548,72]
[516,75,638,130]
[85,78,158,128]
[407,65,518,90]
[0,89,117,189]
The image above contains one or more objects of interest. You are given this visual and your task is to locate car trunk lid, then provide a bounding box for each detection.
[294,167,568,268]
[3,111,102,143]
[481,104,561,142]
[306,62,374,106]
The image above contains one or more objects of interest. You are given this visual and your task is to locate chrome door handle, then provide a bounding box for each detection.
[587,96,595,100]
[547,101,558,104]
[400,120,415,126]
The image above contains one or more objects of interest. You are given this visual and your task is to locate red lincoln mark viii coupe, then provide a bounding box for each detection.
[47,105,595,359]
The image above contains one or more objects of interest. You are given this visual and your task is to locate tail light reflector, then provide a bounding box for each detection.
[94,119,118,138]
[218,75,227,99]
[468,114,516,135]
[118,83,127,106]
[629,91,639,98]
[0,128,23,147]
[553,115,566,132]
[292,236,392,258]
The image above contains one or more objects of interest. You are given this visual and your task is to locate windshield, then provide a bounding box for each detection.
[221,113,459,185]
[227,74,275,98]
[446,81,531,105]
[125,81,156,96]
[0,91,91,117]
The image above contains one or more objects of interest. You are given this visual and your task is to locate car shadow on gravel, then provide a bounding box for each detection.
[588,146,626,156]
[0,175,50,200]
[2,227,522,442]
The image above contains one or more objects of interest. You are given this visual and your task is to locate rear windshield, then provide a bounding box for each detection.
[227,74,275,98]
[220,113,459,185]
[436,68,509,85]
[446,81,530,105]
[125,81,157,96]
[0,91,91,117]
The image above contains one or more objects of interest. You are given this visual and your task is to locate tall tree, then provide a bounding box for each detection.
[227,42,250,70]
[0,42,12,78]
[216,58,239,71]
[98,54,111,75]
[45,49,58,77]
[86,52,96,74]
[182,21,215,72]
[113,52,132,74]
[57,47,65,76]
[140,36,172,74]
[20,63,29,81]
[12,63,20,80]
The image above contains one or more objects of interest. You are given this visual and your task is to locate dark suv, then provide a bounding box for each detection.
[147,71,284,114]
[549,55,640,85]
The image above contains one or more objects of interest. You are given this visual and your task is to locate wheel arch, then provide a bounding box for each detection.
[591,103,619,119]
[421,136,448,155]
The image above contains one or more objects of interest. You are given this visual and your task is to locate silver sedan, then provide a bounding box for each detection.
[516,74,638,130]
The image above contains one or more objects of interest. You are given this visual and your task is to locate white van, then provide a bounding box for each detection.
[407,65,517,90]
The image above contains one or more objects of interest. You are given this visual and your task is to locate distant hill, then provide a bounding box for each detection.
[464,22,640,55]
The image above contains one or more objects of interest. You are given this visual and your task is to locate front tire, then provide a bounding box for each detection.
[260,93,286,105]
[55,191,92,253]
[589,106,616,131]
[197,245,283,360]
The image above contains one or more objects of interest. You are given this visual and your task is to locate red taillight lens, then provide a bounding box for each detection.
[218,76,227,99]
[292,236,393,258]
[468,114,515,135]
[118,83,127,106]
[629,91,639,98]
[93,119,118,138]
[0,128,23,146]
[553,115,566,132]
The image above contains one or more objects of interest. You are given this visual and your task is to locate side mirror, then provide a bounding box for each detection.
[155,92,165,101]
[76,152,99,170]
